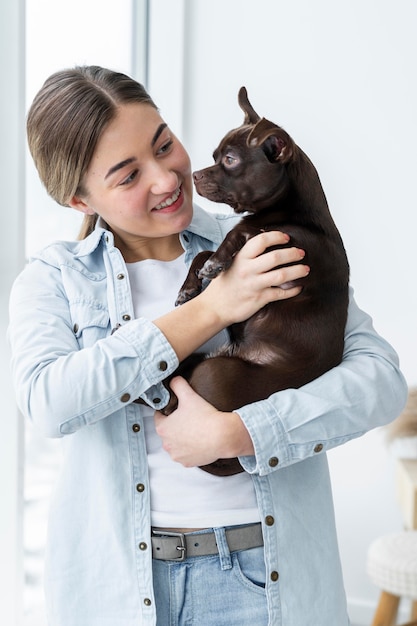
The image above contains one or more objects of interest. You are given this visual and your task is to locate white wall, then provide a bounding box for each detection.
[148,1,417,623]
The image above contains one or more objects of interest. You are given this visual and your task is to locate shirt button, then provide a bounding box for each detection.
[269,457,279,467]
[122,314,131,321]
[73,323,79,333]
[132,423,141,433]
[139,542,148,551]
[117,273,125,280]
[158,361,168,372]
[270,571,279,582]
[153,398,161,404]
[265,515,275,526]
[120,393,131,403]
[136,483,145,493]
[144,598,152,607]
[314,443,324,453]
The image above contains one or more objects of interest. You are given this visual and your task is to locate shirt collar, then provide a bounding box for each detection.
[183,204,225,246]
[73,204,224,258]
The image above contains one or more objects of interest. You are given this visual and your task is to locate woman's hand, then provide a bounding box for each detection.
[199,230,309,327]
[154,376,254,468]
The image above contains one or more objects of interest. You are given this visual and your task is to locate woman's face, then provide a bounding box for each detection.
[70,103,193,260]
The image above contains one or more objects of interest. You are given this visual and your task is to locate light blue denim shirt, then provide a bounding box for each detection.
[8,205,407,626]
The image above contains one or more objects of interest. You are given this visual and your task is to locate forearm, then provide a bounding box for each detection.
[9,312,179,437]
[154,291,225,363]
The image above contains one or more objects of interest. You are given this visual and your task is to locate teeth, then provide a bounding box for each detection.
[155,187,181,210]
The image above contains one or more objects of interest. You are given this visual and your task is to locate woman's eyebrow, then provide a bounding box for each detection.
[151,123,167,146]
[105,157,136,180]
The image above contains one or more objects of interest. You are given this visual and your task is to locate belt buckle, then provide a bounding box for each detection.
[152,530,187,561]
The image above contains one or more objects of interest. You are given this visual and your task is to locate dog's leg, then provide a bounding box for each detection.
[175,250,213,305]
[198,228,252,279]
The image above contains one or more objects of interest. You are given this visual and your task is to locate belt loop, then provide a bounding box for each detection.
[214,527,232,571]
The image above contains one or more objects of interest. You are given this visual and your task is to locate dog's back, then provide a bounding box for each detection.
[224,142,349,386]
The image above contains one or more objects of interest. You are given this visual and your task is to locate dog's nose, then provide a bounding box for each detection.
[193,170,204,182]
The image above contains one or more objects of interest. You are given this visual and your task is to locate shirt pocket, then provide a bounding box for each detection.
[69,301,110,349]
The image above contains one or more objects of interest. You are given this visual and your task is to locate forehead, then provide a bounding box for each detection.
[102,103,165,145]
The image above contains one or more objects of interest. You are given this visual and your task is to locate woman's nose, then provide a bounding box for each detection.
[149,163,178,195]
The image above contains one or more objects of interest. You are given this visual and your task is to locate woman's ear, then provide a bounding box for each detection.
[68,196,96,215]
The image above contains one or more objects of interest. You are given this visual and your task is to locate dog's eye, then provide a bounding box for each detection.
[222,153,240,168]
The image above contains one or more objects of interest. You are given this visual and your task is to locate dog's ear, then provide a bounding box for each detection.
[247,118,295,163]
[238,86,260,125]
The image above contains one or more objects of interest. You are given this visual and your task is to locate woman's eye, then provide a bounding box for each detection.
[120,170,138,186]
[157,139,173,155]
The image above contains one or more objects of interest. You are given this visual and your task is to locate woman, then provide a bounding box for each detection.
[8,66,407,626]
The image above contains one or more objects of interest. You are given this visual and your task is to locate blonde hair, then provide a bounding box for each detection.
[26,66,157,238]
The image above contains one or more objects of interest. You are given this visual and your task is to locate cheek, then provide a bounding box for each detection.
[177,147,192,178]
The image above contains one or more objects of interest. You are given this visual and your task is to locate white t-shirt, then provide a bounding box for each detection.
[126,255,260,528]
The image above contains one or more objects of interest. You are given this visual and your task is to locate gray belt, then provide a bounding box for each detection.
[151,523,263,561]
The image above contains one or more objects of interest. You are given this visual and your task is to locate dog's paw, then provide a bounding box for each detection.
[198,258,231,279]
[175,286,202,306]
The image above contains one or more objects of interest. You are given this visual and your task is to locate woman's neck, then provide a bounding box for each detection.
[114,232,184,263]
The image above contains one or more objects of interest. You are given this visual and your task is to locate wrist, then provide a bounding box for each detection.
[197,286,232,329]
[219,411,255,458]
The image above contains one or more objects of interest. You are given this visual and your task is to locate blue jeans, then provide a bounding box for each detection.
[152,527,268,625]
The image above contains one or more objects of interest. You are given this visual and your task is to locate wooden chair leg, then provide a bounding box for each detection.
[371,591,400,626]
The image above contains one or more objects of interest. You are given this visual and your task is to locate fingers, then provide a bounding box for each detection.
[238,230,291,259]
[168,376,191,397]
[236,231,309,285]
[255,245,306,273]
[237,231,306,271]
[262,258,310,286]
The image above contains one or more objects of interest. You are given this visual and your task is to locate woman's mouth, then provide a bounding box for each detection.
[153,186,182,211]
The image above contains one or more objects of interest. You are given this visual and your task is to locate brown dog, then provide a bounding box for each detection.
[164,87,350,476]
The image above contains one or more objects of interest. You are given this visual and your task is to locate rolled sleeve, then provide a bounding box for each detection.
[237,290,408,476]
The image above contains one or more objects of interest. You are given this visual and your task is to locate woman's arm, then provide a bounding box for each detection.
[8,232,307,438]
[154,290,408,471]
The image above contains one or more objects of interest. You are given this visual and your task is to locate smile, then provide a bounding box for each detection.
[154,186,181,210]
